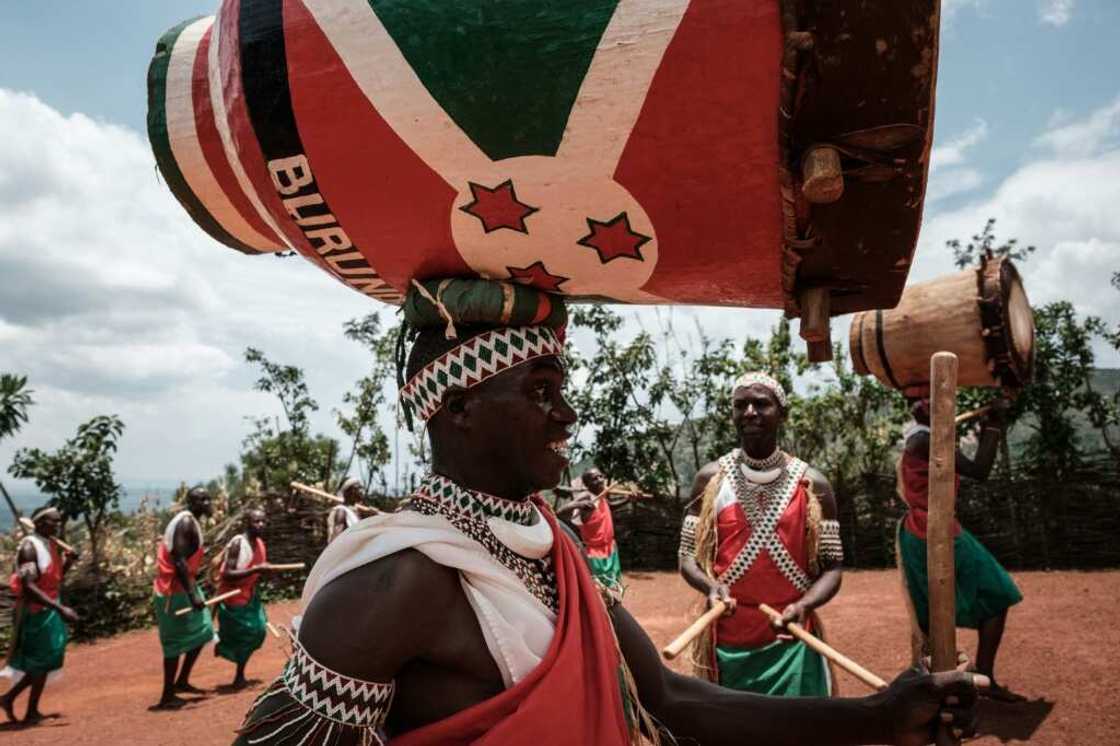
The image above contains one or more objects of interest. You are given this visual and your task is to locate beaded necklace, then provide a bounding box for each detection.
[409,474,558,613]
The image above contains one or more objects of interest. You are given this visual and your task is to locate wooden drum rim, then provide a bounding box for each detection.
[977,256,1034,388]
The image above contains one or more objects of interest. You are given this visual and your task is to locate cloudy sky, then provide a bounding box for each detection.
[1,0,1118,497]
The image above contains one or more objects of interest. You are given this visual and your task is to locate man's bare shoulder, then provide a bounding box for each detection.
[687,460,721,510]
[298,549,462,682]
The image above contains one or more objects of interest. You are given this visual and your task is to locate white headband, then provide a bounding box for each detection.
[732,371,788,408]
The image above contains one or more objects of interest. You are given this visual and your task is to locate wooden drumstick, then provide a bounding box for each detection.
[758,604,887,691]
[662,601,728,660]
[291,482,378,514]
[17,516,78,555]
[266,622,282,639]
[954,405,992,425]
[929,352,960,746]
[174,589,241,616]
[266,562,306,572]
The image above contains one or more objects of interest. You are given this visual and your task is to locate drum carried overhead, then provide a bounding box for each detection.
[147,0,942,326]
[849,256,1035,391]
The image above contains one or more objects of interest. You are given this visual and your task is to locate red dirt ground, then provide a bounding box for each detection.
[2,570,1116,744]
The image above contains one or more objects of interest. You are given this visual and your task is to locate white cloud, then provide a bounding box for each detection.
[926,119,988,203]
[931,119,989,171]
[942,0,985,24]
[906,99,1120,366]
[1033,94,1120,157]
[0,89,388,484]
[1039,0,1075,27]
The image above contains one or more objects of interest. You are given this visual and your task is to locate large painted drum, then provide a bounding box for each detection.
[849,256,1035,391]
[148,0,942,315]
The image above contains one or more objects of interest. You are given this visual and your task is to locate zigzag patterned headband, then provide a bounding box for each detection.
[732,371,788,408]
[400,326,565,422]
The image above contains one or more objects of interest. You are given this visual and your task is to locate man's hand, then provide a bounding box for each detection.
[876,668,987,746]
[707,583,736,615]
[59,605,80,624]
[779,601,807,626]
[191,594,206,611]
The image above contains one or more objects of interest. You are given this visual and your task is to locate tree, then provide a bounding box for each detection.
[0,373,35,514]
[336,313,395,496]
[239,348,344,494]
[946,217,1035,270]
[9,415,125,580]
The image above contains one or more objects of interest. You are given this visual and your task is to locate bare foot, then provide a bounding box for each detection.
[174,682,206,695]
[982,681,1027,703]
[22,710,47,726]
[151,695,188,711]
[0,695,15,723]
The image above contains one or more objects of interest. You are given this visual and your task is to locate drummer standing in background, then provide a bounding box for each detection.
[152,487,214,709]
[679,372,844,696]
[556,467,629,589]
[215,508,277,689]
[327,477,367,543]
[897,398,1024,702]
[0,507,79,725]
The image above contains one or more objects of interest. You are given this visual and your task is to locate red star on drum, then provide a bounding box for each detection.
[577,212,651,264]
[506,261,569,292]
[459,179,539,233]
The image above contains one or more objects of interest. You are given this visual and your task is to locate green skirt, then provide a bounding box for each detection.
[587,546,623,589]
[7,607,68,676]
[153,592,214,658]
[716,639,830,697]
[216,593,267,664]
[899,527,1023,630]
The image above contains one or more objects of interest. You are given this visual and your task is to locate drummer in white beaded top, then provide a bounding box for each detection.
[679,371,844,696]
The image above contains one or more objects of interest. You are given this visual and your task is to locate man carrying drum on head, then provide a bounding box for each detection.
[897,398,1024,702]
[1,506,80,725]
[235,279,983,746]
[679,372,844,697]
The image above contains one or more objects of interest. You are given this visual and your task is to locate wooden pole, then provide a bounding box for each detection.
[174,589,241,616]
[291,481,378,514]
[928,351,960,746]
[661,601,728,660]
[758,603,887,692]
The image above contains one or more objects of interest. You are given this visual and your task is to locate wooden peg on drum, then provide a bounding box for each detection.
[799,286,833,363]
[801,145,845,204]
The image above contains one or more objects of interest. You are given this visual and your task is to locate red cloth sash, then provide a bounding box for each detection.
[9,539,63,613]
[392,502,632,746]
[153,541,205,596]
[578,499,616,559]
[218,536,267,606]
[714,479,814,649]
[900,452,961,540]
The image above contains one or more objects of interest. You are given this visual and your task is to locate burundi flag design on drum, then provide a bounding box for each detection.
[148,0,785,307]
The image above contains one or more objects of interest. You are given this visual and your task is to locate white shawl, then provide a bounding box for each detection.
[299,509,557,687]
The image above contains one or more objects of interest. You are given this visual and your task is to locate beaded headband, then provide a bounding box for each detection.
[400,325,565,422]
[732,371,788,408]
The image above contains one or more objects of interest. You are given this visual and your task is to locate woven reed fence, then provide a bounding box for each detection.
[612,456,1120,572]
